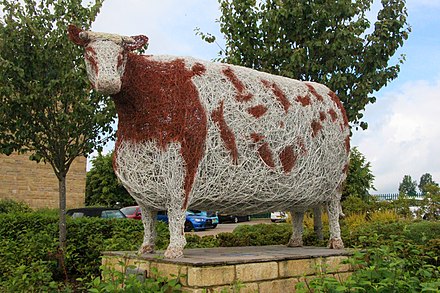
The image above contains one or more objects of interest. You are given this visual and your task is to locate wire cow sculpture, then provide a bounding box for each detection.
[69,25,350,258]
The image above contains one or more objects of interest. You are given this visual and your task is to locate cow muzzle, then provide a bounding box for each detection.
[95,77,122,95]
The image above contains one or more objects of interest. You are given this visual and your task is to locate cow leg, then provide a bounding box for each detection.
[327,199,344,249]
[313,206,324,241]
[287,209,305,247]
[164,208,187,258]
[138,203,157,254]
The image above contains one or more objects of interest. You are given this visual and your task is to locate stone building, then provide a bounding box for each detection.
[0,153,86,209]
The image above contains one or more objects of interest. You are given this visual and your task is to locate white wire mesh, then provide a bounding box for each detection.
[77,32,350,257]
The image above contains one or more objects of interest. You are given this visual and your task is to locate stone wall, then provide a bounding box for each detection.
[0,153,86,209]
[103,246,353,293]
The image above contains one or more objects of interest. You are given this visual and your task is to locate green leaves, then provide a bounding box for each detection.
[211,0,410,130]
[342,147,375,201]
[0,0,114,177]
[85,152,135,207]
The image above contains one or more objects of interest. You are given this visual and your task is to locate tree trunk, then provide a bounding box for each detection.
[58,172,68,278]
[313,206,324,241]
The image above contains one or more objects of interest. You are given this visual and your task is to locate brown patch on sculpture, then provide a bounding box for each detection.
[279,145,297,173]
[258,142,275,168]
[113,56,208,210]
[319,111,326,121]
[211,100,239,165]
[222,67,253,102]
[306,83,324,102]
[311,120,323,138]
[117,53,124,69]
[250,132,265,143]
[279,121,285,128]
[261,79,291,113]
[342,163,349,175]
[296,94,312,106]
[67,25,89,46]
[328,108,338,122]
[191,62,206,76]
[344,135,350,154]
[247,105,268,118]
[85,47,98,75]
[328,91,349,127]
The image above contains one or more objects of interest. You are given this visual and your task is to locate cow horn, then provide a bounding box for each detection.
[79,31,89,41]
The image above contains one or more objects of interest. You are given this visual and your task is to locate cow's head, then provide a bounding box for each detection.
[68,25,148,95]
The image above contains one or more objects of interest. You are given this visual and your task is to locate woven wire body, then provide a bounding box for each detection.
[113,55,350,215]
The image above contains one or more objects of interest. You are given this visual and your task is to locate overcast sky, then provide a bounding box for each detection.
[90,0,440,194]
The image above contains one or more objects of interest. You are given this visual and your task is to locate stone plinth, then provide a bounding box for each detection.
[102,245,352,292]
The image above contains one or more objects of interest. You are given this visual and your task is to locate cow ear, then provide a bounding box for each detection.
[68,24,88,46]
[123,35,149,51]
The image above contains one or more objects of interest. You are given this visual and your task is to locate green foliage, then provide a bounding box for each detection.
[1,200,439,291]
[228,223,292,246]
[0,198,32,214]
[0,0,114,257]
[84,262,182,293]
[399,174,418,196]
[418,184,440,221]
[208,0,410,130]
[296,238,440,292]
[419,173,439,195]
[86,152,134,207]
[0,0,114,175]
[342,147,375,201]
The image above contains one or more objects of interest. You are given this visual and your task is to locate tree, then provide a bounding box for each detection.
[0,0,114,268]
[399,175,418,196]
[419,173,438,195]
[201,0,410,130]
[342,147,375,201]
[86,152,134,207]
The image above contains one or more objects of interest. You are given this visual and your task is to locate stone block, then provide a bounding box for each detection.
[279,258,316,277]
[258,278,299,293]
[187,265,235,287]
[324,256,351,273]
[150,262,188,286]
[236,262,278,282]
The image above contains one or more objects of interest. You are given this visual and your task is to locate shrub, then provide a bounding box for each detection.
[0,199,32,214]
[84,260,183,293]
[297,237,440,292]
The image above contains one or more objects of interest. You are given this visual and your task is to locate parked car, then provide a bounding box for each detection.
[122,206,218,232]
[270,211,288,222]
[66,207,126,219]
[158,210,218,232]
[217,213,251,223]
[120,206,142,220]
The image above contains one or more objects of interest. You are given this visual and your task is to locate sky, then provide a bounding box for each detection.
[89,0,440,195]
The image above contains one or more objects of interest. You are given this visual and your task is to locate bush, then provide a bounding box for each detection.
[297,237,440,292]
[0,199,32,214]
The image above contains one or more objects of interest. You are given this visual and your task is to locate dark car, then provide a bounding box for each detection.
[66,207,126,219]
[217,213,251,223]
[120,206,142,220]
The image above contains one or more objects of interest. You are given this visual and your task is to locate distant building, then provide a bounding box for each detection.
[0,153,86,209]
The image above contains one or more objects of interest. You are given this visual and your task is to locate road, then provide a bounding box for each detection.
[187,218,273,236]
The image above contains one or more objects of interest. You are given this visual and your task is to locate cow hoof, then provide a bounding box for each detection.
[164,247,184,259]
[138,244,155,254]
[287,238,303,247]
[328,238,344,249]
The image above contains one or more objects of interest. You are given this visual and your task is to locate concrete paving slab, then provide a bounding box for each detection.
[104,245,351,267]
